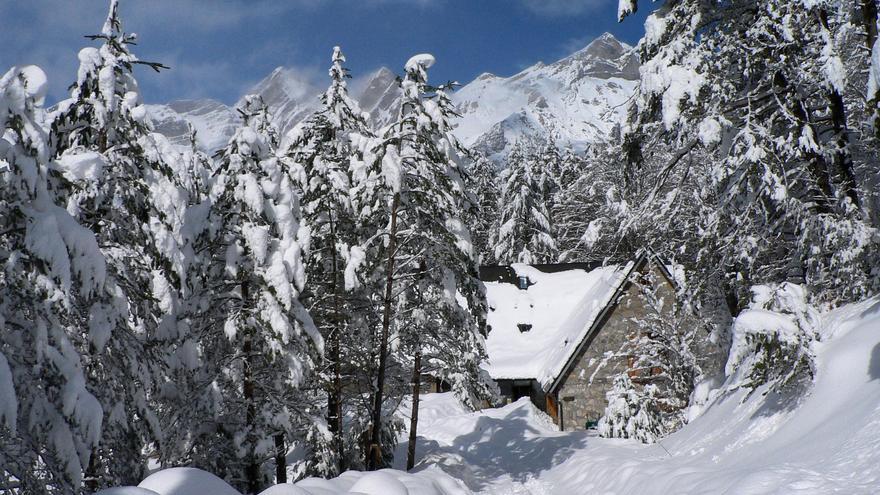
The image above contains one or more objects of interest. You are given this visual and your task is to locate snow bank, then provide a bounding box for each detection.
[405,296,880,494]
[483,264,628,387]
[138,468,240,495]
[129,465,469,495]
[95,488,160,495]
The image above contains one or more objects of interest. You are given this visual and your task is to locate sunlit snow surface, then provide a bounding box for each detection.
[112,297,880,494]
[397,297,880,494]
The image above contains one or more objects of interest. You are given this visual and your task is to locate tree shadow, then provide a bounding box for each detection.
[859,299,880,319]
[399,406,589,491]
[869,343,880,381]
[749,387,803,421]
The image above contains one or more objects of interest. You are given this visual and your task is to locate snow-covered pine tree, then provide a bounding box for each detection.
[551,143,629,262]
[48,1,176,488]
[536,138,561,203]
[151,125,222,479]
[464,154,500,264]
[724,283,819,396]
[597,374,664,444]
[617,0,878,307]
[202,95,322,492]
[358,56,488,470]
[282,46,374,477]
[494,142,557,264]
[0,65,107,494]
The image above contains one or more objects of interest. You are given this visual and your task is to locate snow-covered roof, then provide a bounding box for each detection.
[483,262,632,389]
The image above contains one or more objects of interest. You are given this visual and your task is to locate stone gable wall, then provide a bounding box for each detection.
[555,265,678,431]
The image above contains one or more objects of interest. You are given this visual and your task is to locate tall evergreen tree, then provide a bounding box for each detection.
[283,46,374,477]
[189,96,321,492]
[494,142,557,264]
[357,55,488,470]
[1,65,110,495]
[48,1,174,487]
[465,154,501,264]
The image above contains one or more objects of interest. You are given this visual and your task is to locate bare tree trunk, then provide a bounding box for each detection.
[817,9,861,209]
[367,192,401,471]
[327,214,345,473]
[242,280,261,494]
[274,434,286,484]
[406,349,422,471]
[864,0,878,51]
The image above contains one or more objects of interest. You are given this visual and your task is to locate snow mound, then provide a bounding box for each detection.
[349,471,408,495]
[257,484,311,495]
[130,466,467,495]
[296,468,469,495]
[95,488,160,495]
[138,468,240,495]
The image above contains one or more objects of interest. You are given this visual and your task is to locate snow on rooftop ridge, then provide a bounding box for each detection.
[539,261,633,389]
[484,264,630,386]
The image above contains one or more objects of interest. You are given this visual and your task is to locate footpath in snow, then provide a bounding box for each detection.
[104,296,880,494]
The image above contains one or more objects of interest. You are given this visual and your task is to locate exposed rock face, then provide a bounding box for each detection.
[147,33,638,162]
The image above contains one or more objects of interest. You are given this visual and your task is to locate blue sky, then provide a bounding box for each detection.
[0,0,651,105]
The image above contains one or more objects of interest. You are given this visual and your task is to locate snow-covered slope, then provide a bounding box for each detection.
[397,296,880,494]
[147,33,637,158]
[147,99,239,151]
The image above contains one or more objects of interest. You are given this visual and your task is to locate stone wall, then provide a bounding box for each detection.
[555,265,679,431]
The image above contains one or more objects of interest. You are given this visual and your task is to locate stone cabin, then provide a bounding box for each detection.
[479,253,687,431]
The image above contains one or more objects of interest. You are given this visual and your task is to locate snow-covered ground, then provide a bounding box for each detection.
[397,296,880,494]
[108,296,880,494]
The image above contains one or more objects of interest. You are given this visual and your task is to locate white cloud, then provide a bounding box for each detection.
[0,0,434,105]
[519,0,608,17]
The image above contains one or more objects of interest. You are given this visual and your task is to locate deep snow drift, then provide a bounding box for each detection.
[108,296,880,494]
[397,296,880,494]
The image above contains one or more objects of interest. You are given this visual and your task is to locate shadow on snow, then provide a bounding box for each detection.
[397,405,589,491]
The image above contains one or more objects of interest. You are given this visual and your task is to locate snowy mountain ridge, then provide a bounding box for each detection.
[147,32,638,159]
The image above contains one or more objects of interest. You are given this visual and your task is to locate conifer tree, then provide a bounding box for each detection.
[465,154,501,264]
[189,96,321,492]
[48,1,175,487]
[494,142,557,264]
[358,55,488,470]
[283,46,373,476]
[598,269,699,443]
[0,65,107,494]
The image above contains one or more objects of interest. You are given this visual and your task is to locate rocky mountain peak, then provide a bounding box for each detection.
[147,32,639,161]
[552,32,639,81]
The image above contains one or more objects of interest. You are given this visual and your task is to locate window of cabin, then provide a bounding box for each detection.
[518,275,529,290]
